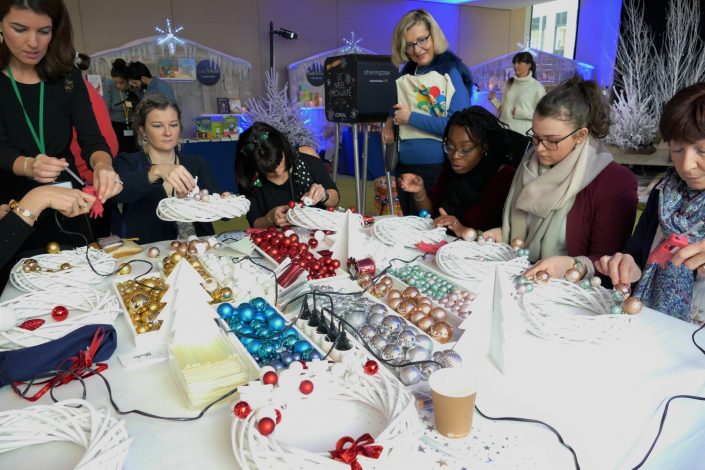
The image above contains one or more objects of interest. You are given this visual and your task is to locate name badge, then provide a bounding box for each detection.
[123,129,134,136]
[125,101,133,109]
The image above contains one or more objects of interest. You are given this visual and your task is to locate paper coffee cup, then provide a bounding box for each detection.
[429,367,478,438]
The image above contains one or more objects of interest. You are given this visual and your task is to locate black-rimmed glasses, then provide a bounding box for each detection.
[442,142,481,158]
[526,128,582,150]
[404,35,430,53]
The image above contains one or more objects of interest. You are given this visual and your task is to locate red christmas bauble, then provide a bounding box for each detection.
[275,408,282,424]
[51,306,69,322]
[307,238,318,248]
[299,379,314,395]
[364,360,379,375]
[288,201,296,209]
[289,234,299,243]
[331,259,341,269]
[253,236,263,245]
[262,371,278,385]
[327,206,334,212]
[350,207,357,213]
[234,401,252,419]
[257,417,276,436]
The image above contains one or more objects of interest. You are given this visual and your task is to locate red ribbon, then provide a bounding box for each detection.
[330,433,383,470]
[415,240,448,254]
[81,186,104,218]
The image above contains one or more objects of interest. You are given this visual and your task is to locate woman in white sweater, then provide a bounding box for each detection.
[489,52,545,135]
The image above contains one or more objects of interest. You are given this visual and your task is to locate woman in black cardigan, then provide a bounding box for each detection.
[113,96,219,243]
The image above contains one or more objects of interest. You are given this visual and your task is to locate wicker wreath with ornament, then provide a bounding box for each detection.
[372,216,446,248]
[231,360,420,470]
[10,248,116,292]
[286,205,363,232]
[435,240,530,281]
[517,276,639,344]
[0,286,120,351]
[156,190,251,223]
[0,399,130,469]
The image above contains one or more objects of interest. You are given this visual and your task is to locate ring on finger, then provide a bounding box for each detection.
[79,202,88,209]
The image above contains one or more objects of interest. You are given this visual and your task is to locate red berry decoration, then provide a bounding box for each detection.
[51,306,69,322]
[299,379,314,395]
[327,206,334,212]
[364,360,379,375]
[257,417,276,436]
[234,401,252,419]
[307,238,318,248]
[275,408,282,424]
[288,201,296,209]
[19,319,45,331]
[262,371,278,385]
[350,207,357,213]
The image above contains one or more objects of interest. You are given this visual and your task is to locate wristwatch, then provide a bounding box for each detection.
[9,199,37,222]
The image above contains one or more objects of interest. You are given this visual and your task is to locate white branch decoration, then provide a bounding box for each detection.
[520,278,633,344]
[373,217,446,247]
[10,249,116,292]
[0,287,120,351]
[286,206,363,231]
[435,241,530,281]
[157,194,251,222]
[0,399,131,469]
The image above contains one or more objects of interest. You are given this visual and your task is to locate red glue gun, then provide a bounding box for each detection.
[646,233,689,268]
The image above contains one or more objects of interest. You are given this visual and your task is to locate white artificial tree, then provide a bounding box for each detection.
[243,69,319,149]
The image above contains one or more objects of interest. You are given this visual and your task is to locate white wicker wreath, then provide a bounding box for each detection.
[286,206,363,232]
[156,194,251,222]
[231,361,420,470]
[10,248,116,292]
[519,278,633,344]
[0,287,120,351]
[372,216,446,247]
[435,240,530,281]
[0,399,131,469]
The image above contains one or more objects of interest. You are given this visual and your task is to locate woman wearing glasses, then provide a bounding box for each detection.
[383,9,472,216]
[398,106,528,234]
[236,122,339,228]
[484,76,638,280]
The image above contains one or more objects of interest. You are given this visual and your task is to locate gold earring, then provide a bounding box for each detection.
[142,138,150,155]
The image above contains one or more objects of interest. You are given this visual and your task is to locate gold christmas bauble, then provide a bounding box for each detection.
[46,242,61,254]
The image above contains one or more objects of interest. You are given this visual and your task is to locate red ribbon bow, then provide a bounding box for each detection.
[330,433,383,470]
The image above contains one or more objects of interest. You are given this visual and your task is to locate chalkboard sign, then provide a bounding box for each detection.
[324,54,398,123]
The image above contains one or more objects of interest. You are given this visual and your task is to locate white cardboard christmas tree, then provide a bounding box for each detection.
[330,210,366,267]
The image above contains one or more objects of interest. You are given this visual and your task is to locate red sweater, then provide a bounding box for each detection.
[566,161,638,262]
[428,164,516,231]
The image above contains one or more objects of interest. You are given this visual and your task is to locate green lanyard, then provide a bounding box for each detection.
[7,67,45,155]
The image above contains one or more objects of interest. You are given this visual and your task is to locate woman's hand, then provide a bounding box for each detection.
[398,173,424,193]
[0,204,10,221]
[524,255,575,280]
[382,118,395,144]
[267,205,289,227]
[671,239,705,274]
[30,155,69,183]
[92,162,123,202]
[433,208,466,237]
[302,183,327,205]
[482,227,503,244]
[18,186,95,223]
[393,104,412,125]
[595,253,642,286]
[152,164,196,196]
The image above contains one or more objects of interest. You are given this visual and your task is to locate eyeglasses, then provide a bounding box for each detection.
[442,142,480,158]
[404,35,431,53]
[526,127,582,151]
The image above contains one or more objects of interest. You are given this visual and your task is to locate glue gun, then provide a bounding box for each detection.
[646,220,704,268]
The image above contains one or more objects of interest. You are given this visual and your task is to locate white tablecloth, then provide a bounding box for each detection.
[1,241,704,470]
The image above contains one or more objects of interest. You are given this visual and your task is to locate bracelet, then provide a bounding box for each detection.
[575,256,595,280]
[23,157,32,178]
[9,199,37,223]
[413,192,427,202]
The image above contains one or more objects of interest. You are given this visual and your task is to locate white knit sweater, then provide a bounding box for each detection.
[490,75,546,135]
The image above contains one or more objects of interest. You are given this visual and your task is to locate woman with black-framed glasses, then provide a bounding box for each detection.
[398,106,528,235]
[483,76,638,282]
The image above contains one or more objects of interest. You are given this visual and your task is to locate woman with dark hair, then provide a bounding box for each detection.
[112,95,219,243]
[0,0,121,253]
[489,51,546,135]
[236,122,339,228]
[398,106,529,235]
[596,83,705,323]
[103,58,140,153]
[127,60,175,101]
[484,76,638,280]
[382,9,472,215]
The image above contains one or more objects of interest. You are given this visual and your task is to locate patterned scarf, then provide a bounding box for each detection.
[635,169,705,320]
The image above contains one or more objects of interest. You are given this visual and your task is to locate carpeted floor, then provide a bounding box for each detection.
[213,175,379,233]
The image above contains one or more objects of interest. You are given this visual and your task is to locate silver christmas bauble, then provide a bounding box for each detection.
[359,324,378,342]
[401,326,417,336]
[370,334,388,352]
[419,362,441,380]
[346,310,368,330]
[415,334,433,351]
[439,350,463,368]
[381,344,404,364]
[368,304,387,317]
[397,330,417,349]
[381,315,403,335]
[432,351,444,362]
[367,312,386,327]
[406,345,431,362]
[399,365,421,386]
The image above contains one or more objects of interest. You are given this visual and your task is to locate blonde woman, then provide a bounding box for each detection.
[382,9,472,215]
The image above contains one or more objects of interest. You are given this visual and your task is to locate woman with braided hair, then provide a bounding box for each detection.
[398,106,529,235]
[236,122,339,228]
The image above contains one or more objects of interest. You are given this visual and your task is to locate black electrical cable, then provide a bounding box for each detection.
[691,322,705,356]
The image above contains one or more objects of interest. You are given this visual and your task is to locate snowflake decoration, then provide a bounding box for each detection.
[341,31,363,54]
[516,37,537,57]
[155,18,184,56]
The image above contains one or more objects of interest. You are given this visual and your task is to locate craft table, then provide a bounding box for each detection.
[0,238,704,470]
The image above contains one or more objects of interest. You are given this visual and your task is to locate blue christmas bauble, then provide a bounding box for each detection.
[291,352,302,361]
[293,340,313,354]
[257,341,277,360]
[263,306,277,318]
[217,303,235,319]
[251,297,267,311]
[280,327,298,339]
[281,335,298,349]
[270,359,286,370]
[419,209,430,218]
[308,350,322,361]
[246,340,262,355]
[228,319,243,332]
[280,353,295,366]
[238,304,255,323]
[267,314,286,332]
[301,349,313,361]
[250,320,265,330]
[238,326,255,345]
[253,311,268,324]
